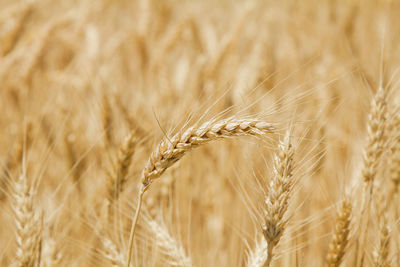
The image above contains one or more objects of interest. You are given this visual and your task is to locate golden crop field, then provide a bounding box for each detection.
[0,0,399,266]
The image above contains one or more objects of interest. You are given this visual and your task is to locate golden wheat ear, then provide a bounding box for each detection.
[326,198,352,267]
[246,130,294,267]
[12,172,42,266]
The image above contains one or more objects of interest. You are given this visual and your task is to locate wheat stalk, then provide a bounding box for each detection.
[126,117,275,267]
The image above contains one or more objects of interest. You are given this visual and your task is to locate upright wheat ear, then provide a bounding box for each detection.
[362,86,387,186]
[12,172,42,266]
[356,87,388,265]
[326,198,352,267]
[261,130,294,267]
[126,117,275,267]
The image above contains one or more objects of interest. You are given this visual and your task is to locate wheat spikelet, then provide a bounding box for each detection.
[12,172,42,267]
[326,198,352,267]
[260,130,294,267]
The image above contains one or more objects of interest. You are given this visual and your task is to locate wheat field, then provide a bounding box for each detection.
[0,0,399,266]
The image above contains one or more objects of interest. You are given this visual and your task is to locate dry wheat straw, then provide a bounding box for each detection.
[326,199,352,267]
[126,117,275,267]
[259,130,294,267]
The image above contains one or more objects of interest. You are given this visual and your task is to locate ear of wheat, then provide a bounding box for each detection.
[141,118,274,189]
[260,130,294,267]
[12,172,42,267]
[326,198,352,267]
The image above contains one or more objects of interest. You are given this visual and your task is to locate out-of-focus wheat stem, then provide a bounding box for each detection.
[126,187,144,267]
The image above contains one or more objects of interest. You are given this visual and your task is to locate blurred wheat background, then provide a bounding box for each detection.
[0,0,399,266]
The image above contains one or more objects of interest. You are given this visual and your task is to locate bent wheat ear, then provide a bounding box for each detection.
[126,117,275,267]
[141,118,274,190]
